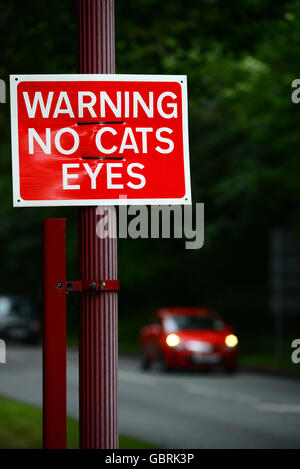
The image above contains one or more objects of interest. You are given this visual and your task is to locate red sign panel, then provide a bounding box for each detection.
[10,75,191,206]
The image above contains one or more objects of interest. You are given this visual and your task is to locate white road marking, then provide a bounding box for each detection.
[118,367,300,415]
[185,383,300,414]
[119,370,158,386]
[255,403,300,414]
[185,383,260,405]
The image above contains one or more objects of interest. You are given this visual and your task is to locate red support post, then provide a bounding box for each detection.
[43,218,67,449]
[76,0,119,449]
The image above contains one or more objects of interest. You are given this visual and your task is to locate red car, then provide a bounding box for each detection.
[139,307,238,372]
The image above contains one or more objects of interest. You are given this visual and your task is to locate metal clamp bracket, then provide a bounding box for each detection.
[65,280,120,292]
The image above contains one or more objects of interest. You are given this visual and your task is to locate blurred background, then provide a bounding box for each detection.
[1,0,300,366]
[0,0,300,449]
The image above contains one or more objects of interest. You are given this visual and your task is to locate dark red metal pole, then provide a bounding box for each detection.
[43,218,67,449]
[76,0,118,449]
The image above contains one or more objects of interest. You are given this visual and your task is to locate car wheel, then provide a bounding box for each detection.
[140,351,151,371]
[158,352,172,372]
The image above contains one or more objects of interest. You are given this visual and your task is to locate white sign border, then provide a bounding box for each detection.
[10,74,191,207]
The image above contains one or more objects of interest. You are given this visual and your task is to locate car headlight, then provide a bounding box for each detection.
[225,334,238,348]
[166,333,181,348]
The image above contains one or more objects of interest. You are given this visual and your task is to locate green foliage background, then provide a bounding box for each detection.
[0,0,299,349]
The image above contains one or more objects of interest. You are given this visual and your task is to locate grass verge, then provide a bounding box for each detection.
[0,395,154,449]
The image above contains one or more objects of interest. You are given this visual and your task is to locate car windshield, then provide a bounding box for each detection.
[0,297,12,317]
[0,297,34,318]
[164,315,224,332]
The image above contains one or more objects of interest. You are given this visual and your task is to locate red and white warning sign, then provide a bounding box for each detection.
[10,74,191,206]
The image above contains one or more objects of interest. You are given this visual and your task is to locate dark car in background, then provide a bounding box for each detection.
[139,307,238,372]
[0,296,41,343]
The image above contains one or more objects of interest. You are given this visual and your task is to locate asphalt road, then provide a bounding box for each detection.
[1,344,300,448]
